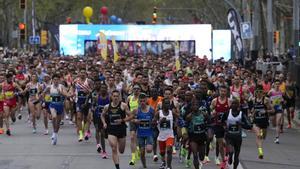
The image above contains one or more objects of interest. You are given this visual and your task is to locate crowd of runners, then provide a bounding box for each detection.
[0,47,298,169]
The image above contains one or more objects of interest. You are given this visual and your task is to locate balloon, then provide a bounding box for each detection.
[110,15,117,23]
[100,6,108,15]
[117,18,122,24]
[83,6,93,18]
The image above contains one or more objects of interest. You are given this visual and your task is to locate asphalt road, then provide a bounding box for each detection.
[0,110,299,169]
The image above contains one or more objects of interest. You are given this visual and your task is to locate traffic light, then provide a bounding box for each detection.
[19,23,26,40]
[273,31,280,44]
[152,7,157,24]
[41,30,48,46]
[20,0,26,9]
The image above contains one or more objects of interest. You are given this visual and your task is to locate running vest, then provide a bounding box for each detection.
[75,79,90,103]
[214,97,229,125]
[137,106,154,137]
[231,85,243,103]
[28,83,38,96]
[2,83,15,99]
[50,84,63,104]
[269,90,283,111]
[107,103,126,129]
[226,110,242,135]
[95,96,110,117]
[189,113,206,134]
[253,97,268,123]
[129,95,139,111]
[157,110,174,141]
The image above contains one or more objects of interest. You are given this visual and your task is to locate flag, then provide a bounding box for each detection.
[99,32,107,61]
[175,41,180,71]
[112,36,120,63]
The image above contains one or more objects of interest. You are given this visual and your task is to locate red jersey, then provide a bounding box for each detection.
[214,97,229,125]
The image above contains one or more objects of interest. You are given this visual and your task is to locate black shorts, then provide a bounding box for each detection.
[285,98,296,108]
[213,125,225,139]
[189,133,207,144]
[225,133,242,146]
[107,125,127,139]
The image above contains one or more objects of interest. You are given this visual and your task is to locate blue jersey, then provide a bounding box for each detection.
[137,107,154,137]
[95,96,109,117]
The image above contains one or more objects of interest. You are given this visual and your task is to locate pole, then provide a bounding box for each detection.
[23,0,27,50]
[267,0,273,53]
[252,0,260,51]
[293,0,299,62]
[32,0,35,37]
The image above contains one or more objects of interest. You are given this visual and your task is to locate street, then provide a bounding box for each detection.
[0,111,299,169]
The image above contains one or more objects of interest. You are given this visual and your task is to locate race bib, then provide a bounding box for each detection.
[160,120,171,129]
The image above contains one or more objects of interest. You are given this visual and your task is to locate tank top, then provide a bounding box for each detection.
[95,96,110,117]
[226,109,242,135]
[231,85,243,103]
[75,79,90,103]
[29,83,39,96]
[129,95,139,111]
[189,113,206,135]
[44,83,52,102]
[157,110,174,141]
[214,97,229,125]
[50,84,63,104]
[107,102,126,130]
[2,82,15,99]
[137,106,154,137]
[253,97,268,122]
[269,90,283,111]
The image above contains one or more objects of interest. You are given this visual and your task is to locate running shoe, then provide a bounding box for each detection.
[84,132,89,141]
[215,157,221,165]
[172,146,177,154]
[52,135,57,145]
[0,128,4,134]
[6,129,11,136]
[96,144,102,153]
[87,130,92,138]
[69,120,74,125]
[32,129,37,134]
[153,155,158,162]
[44,129,49,135]
[203,156,211,164]
[18,114,22,120]
[258,148,264,159]
[129,160,135,166]
[65,115,70,120]
[220,161,227,169]
[242,130,247,138]
[101,152,108,159]
[274,137,280,144]
[199,162,203,169]
[78,131,84,142]
[159,162,166,169]
[185,158,192,168]
[287,124,292,129]
[60,120,64,125]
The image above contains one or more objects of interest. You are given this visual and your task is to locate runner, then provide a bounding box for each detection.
[154,98,179,169]
[224,99,252,169]
[127,84,140,165]
[101,90,133,169]
[210,85,231,168]
[44,73,71,145]
[284,74,296,128]
[25,74,43,133]
[251,85,273,159]
[93,83,109,158]
[147,87,163,162]
[1,73,24,136]
[185,101,209,169]
[132,93,155,168]
[74,68,93,142]
[268,80,284,144]
[41,74,51,135]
